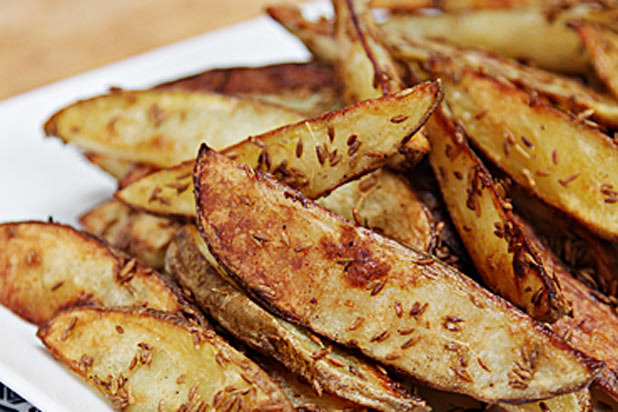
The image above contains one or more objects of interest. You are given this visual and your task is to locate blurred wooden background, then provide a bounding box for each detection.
[0,0,306,100]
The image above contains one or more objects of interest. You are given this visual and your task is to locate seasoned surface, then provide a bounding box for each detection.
[44,89,303,167]
[438,67,618,241]
[167,225,428,412]
[425,109,568,322]
[117,81,442,216]
[0,222,194,326]
[39,307,293,411]
[194,148,602,404]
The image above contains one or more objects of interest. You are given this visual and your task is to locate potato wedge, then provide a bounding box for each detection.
[155,62,342,117]
[572,20,618,100]
[431,65,618,241]
[116,81,442,216]
[80,199,180,271]
[251,354,366,411]
[44,89,304,167]
[317,169,436,252]
[425,108,569,322]
[38,307,293,411]
[333,0,428,170]
[379,6,594,74]
[0,222,198,326]
[166,225,428,412]
[266,5,339,63]
[388,34,618,128]
[193,147,603,404]
[518,218,618,401]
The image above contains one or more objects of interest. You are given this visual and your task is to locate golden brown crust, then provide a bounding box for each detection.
[389,34,618,128]
[44,89,303,168]
[166,225,428,412]
[193,147,603,404]
[80,199,180,270]
[425,108,569,322]
[431,64,618,241]
[116,81,442,216]
[155,62,337,96]
[38,306,294,411]
[0,221,200,326]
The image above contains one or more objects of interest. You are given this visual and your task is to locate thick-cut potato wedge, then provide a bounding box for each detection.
[497,389,592,412]
[334,0,403,103]
[80,199,180,271]
[251,354,366,411]
[155,62,342,117]
[0,222,198,326]
[432,65,618,241]
[116,81,442,216]
[38,307,293,411]
[518,219,618,400]
[425,108,569,322]
[388,35,618,128]
[44,89,304,167]
[266,5,339,63]
[379,6,594,74]
[193,147,603,404]
[166,225,428,412]
[572,20,618,99]
[317,169,436,252]
[509,185,618,300]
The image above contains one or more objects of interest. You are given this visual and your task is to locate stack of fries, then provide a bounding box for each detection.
[2,0,618,410]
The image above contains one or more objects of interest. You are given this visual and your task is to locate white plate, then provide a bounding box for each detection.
[0,3,331,410]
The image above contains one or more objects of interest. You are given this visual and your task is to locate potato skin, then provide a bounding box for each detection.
[194,146,603,404]
[0,221,199,326]
[166,224,428,412]
[38,306,294,411]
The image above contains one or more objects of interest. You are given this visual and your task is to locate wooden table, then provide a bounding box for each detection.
[0,0,306,100]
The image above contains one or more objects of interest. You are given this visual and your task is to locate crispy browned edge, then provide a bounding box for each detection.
[154,62,339,95]
[427,109,569,322]
[0,221,203,327]
[166,225,428,412]
[37,306,294,411]
[192,145,604,403]
[434,66,618,241]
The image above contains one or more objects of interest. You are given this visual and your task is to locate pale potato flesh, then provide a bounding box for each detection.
[380,6,592,74]
[38,307,294,411]
[166,225,428,412]
[44,89,304,167]
[116,81,442,216]
[193,148,603,404]
[0,222,195,326]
